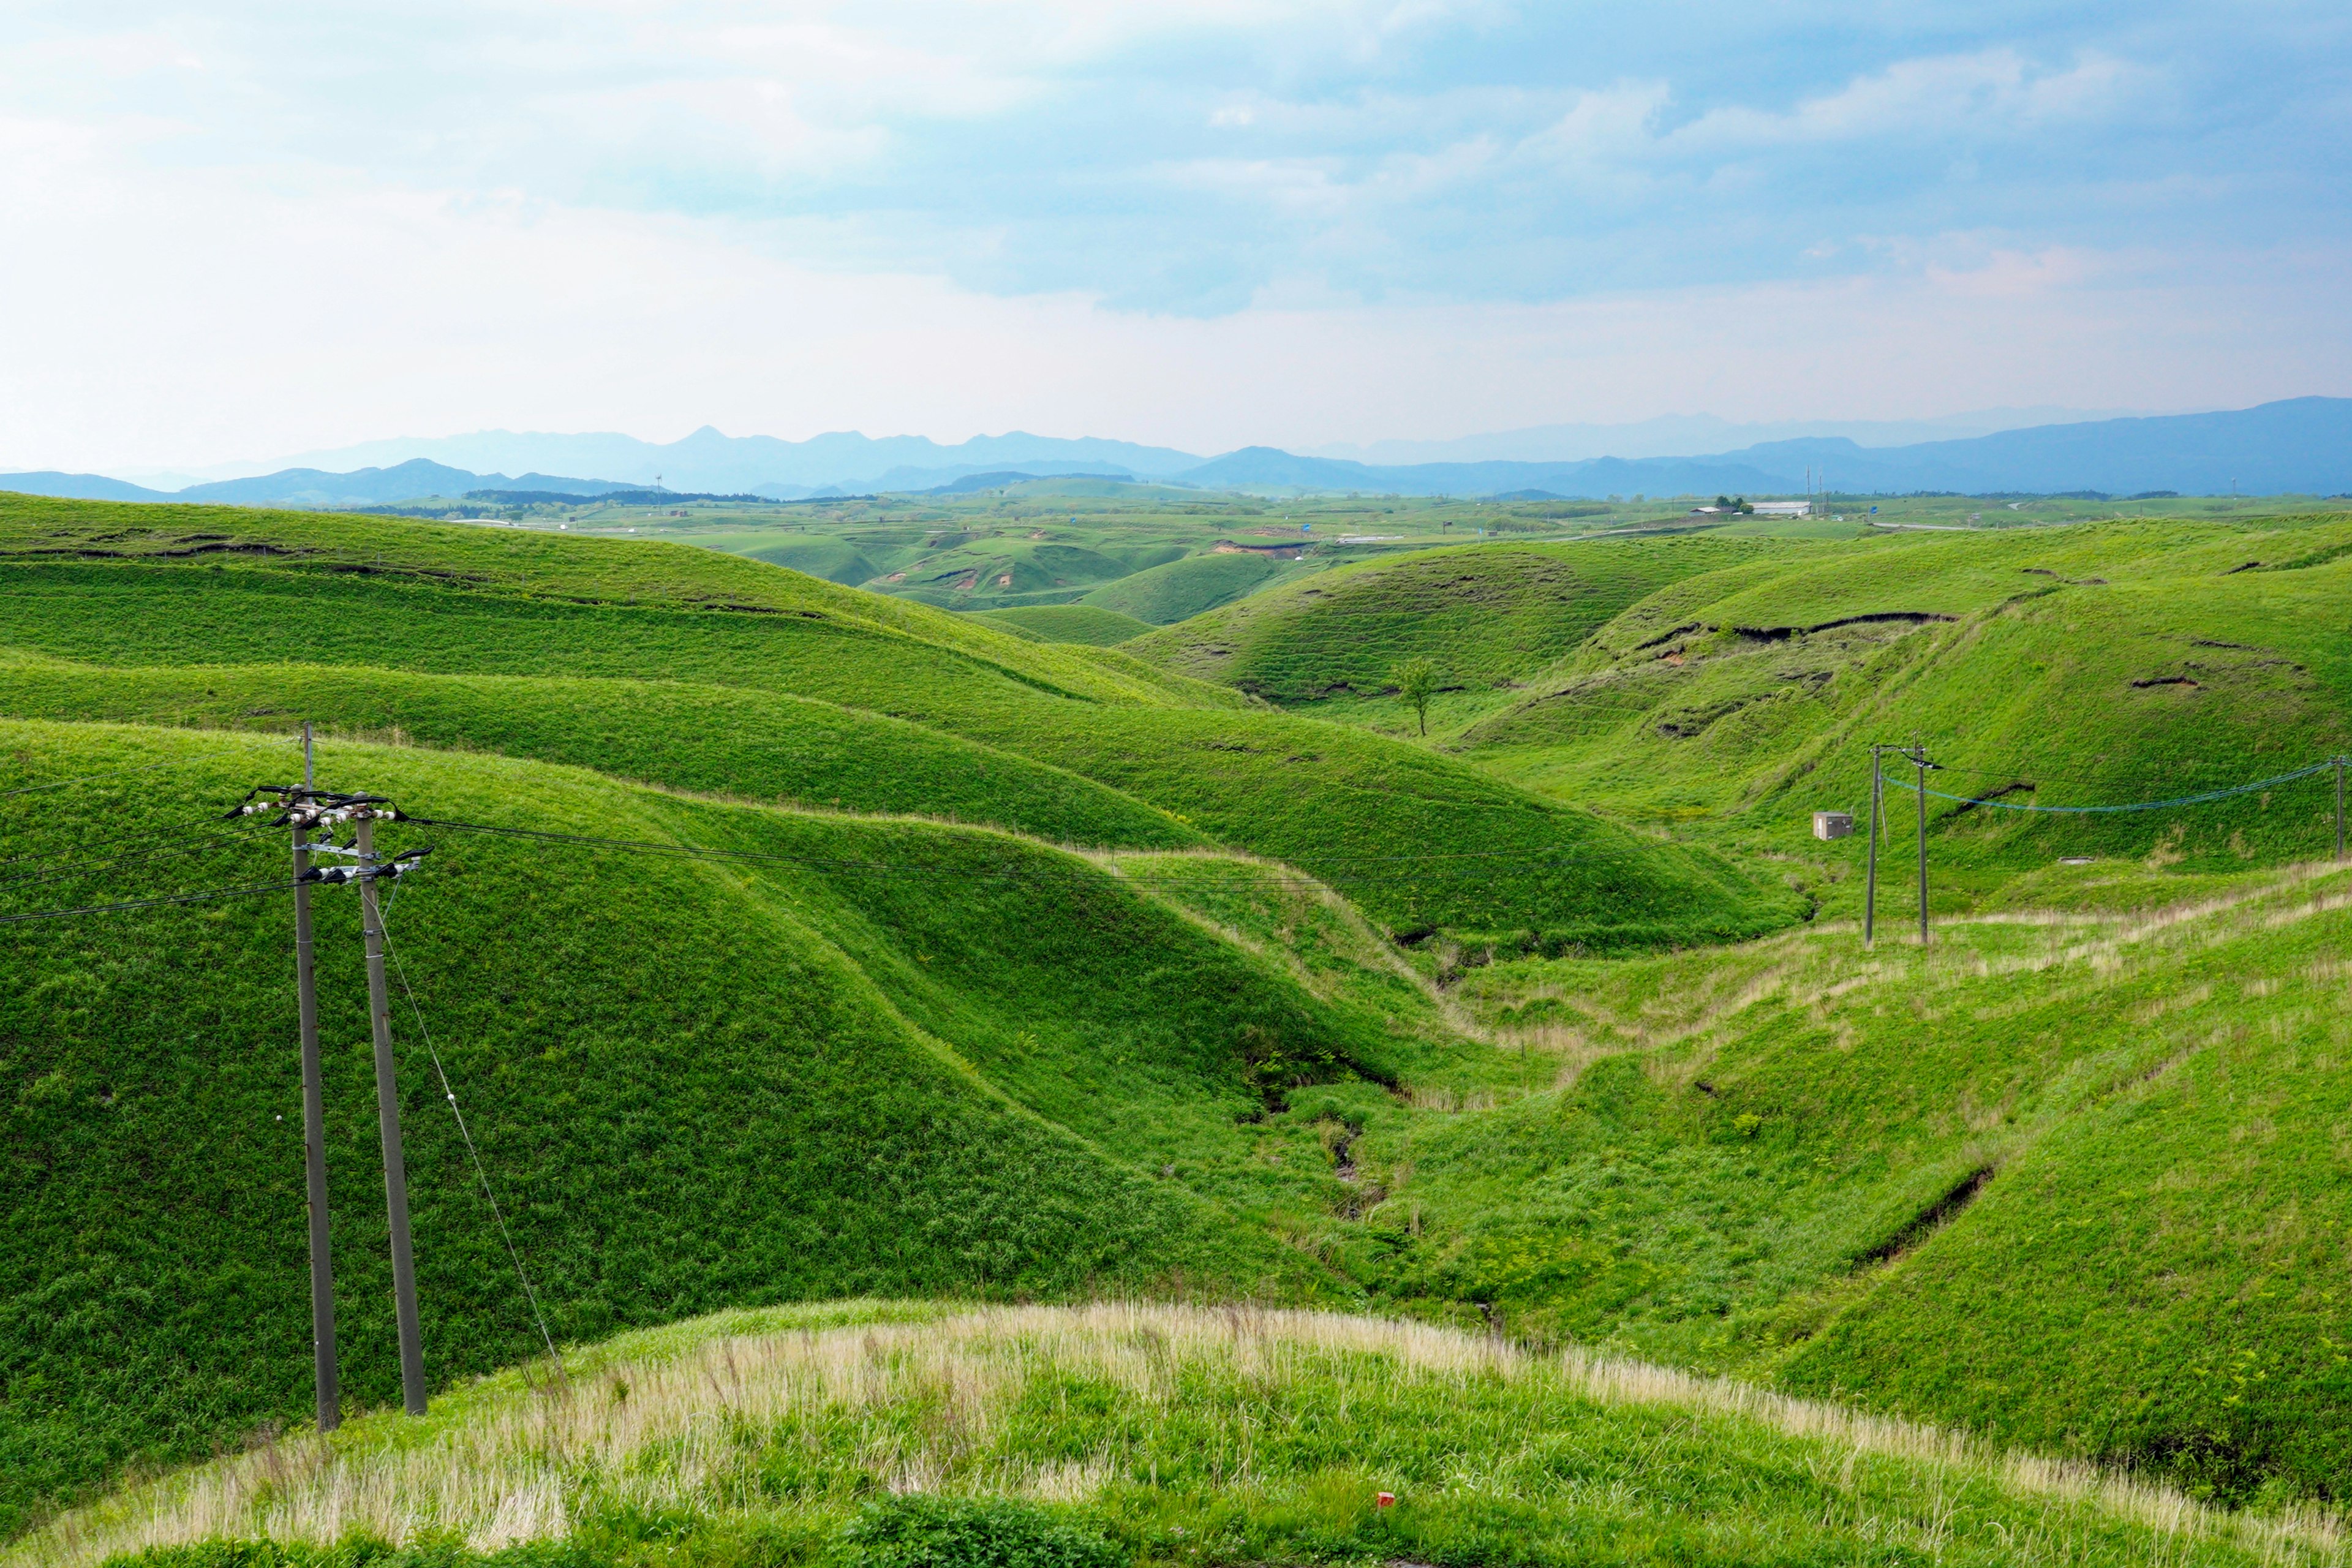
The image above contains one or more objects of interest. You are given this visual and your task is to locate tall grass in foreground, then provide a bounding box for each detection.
[17,1303,2344,1568]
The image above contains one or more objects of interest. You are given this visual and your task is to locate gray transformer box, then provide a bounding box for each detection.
[1814,810,1855,840]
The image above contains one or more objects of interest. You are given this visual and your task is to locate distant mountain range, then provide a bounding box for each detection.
[1303,406,2138,466]
[1174,399,2352,498]
[0,460,635,508]
[7,398,2349,508]
[244,427,1200,495]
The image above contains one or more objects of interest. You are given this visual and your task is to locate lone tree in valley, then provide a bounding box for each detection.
[1393,657,1440,737]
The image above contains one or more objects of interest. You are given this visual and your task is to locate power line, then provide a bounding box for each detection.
[377,913,566,1382]
[0,877,299,926]
[1885,758,2329,791]
[0,820,273,894]
[1885,759,2336,815]
[0,737,298,800]
[0,812,271,875]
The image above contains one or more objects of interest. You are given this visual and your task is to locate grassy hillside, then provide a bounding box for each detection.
[965,605,1152,646]
[1129,538,1766,707]
[1358,861,2352,1504]
[1125,510,2352,900]
[1454,516,2352,890]
[1079,550,1295,624]
[23,1305,2336,1568]
[696,532,880,587]
[0,654,1205,851]
[0,499,1801,946]
[878,538,1148,609]
[0,720,1436,1534]
[24,495,2352,1532]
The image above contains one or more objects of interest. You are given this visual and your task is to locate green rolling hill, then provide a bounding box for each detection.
[13,492,2352,1545]
[0,499,1800,948]
[0,720,1410,1532]
[964,604,1152,645]
[1077,549,1298,624]
[1128,537,1766,701]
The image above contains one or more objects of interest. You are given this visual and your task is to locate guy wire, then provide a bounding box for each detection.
[375,901,567,1381]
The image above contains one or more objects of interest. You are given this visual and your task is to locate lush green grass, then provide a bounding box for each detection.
[880,540,1158,610]
[0,500,1800,945]
[692,533,881,587]
[26,1305,2334,1568]
[1449,516,2352,902]
[1077,552,1296,625]
[23,494,2352,1532]
[963,607,1152,646]
[1363,864,2352,1504]
[1129,538,1766,704]
[0,654,1205,852]
[0,720,1430,1535]
[0,497,1196,707]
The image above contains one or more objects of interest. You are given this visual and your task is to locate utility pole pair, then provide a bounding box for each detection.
[1863,740,1934,949]
[238,726,431,1428]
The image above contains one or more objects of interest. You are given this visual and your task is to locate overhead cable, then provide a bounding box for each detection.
[0,737,298,801]
[376,916,567,1382]
[1884,759,2338,814]
[0,878,300,926]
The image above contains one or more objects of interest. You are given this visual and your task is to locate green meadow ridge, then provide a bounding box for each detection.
[0,499,1795,949]
[8,493,2352,1546]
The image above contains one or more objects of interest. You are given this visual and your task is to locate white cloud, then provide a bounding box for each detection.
[1672,49,2152,152]
[1522,81,1672,165]
[0,2,2342,460]
[1,144,2342,471]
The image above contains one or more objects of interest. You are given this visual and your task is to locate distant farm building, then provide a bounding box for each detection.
[1751,500,1813,517]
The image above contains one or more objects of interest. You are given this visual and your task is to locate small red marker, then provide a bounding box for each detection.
[1376,1492,1395,1509]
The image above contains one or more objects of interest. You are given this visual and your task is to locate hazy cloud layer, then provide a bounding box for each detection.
[1,2,2347,466]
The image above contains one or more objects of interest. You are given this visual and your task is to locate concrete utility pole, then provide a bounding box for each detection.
[1861,741,1932,948]
[1913,741,1932,948]
[356,810,428,1416]
[1864,747,1885,948]
[292,726,339,1431]
[236,780,433,1420]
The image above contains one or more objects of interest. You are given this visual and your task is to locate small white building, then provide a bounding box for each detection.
[1752,500,1814,518]
[1813,810,1854,840]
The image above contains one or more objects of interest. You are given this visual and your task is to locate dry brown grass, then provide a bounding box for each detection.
[13,1303,2343,1568]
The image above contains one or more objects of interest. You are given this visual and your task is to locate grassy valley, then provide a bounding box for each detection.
[7,489,2352,1561]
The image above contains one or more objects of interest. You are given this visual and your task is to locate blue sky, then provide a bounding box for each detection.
[2,2,2348,468]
